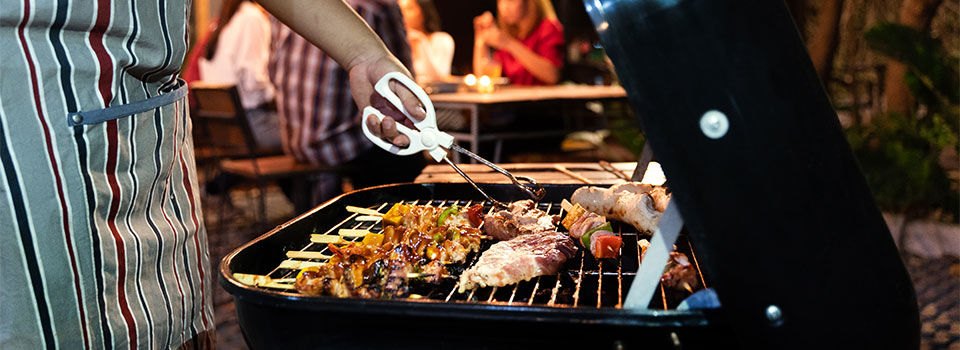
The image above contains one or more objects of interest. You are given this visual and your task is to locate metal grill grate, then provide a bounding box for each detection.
[259,200,708,309]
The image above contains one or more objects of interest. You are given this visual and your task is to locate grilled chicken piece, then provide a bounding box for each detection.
[459,232,577,292]
[571,182,670,234]
[660,252,699,291]
[294,264,353,297]
[483,200,558,240]
[637,239,699,292]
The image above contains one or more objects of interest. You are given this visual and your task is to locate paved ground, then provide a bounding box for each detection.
[201,183,959,349]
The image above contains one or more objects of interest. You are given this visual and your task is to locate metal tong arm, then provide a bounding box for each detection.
[448,144,545,203]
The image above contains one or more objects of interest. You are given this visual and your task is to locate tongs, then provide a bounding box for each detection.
[361,72,545,207]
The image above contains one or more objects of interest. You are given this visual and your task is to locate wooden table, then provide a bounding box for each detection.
[415,162,640,185]
[429,85,627,163]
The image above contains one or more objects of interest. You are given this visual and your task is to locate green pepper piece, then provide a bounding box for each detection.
[437,205,460,226]
[581,222,612,248]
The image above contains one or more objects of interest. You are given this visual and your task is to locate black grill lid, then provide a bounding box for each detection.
[586,0,918,348]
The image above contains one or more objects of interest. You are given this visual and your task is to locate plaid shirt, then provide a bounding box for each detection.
[268,0,412,166]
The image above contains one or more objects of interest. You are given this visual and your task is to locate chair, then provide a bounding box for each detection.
[189,82,332,230]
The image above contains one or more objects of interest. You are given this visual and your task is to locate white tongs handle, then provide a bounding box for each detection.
[360,72,453,162]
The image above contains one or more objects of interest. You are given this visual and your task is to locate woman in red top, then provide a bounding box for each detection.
[473,0,565,85]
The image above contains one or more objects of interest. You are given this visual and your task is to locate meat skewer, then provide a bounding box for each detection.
[295,203,486,298]
[561,201,621,259]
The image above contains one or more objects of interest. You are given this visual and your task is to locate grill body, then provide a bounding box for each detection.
[220,183,733,349]
[586,0,919,348]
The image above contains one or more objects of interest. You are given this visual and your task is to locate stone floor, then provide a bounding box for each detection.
[201,183,959,349]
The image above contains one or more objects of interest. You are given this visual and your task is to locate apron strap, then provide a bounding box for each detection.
[67,80,188,126]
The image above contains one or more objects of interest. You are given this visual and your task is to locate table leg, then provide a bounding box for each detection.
[470,104,479,164]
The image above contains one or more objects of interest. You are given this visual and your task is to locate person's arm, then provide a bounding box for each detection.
[256,0,423,146]
[499,38,559,84]
[473,38,489,76]
[473,11,494,75]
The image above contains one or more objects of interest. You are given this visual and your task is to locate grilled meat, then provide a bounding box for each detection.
[638,239,699,292]
[571,183,670,234]
[567,211,606,239]
[459,232,577,292]
[483,200,558,240]
[295,203,484,298]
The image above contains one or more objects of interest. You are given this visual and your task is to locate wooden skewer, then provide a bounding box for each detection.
[259,281,295,290]
[560,199,573,212]
[338,229,370,238]
[286,251,333,260]
[279,259,325,270]
[598,160,630,180]
[233,274,296,290]
[553,164,594,184]
[355,215,382,222]
[345,206,383,216]
[311,234,344,244]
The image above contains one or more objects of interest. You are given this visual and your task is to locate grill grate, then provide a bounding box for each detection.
[259,200,708,309]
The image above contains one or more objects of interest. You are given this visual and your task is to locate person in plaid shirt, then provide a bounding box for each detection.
[269,0,426,207]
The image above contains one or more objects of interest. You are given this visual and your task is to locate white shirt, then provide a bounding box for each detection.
[199,2,274,109]
[408,30,454,83]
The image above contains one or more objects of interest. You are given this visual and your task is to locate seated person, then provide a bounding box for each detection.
[269,0,425,209]
[473,0,564,85]
[399,0,455,83]
[187,0,280,150]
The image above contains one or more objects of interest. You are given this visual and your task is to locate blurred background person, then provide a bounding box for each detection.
[197,0,279,150]
[399,0,455,84]
[269,0,426,210]
[473,0,564,85]
[183,0,279,197]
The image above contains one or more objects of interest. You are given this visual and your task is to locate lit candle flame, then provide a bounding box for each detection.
[464,74,477,86]
[478,75,493,93]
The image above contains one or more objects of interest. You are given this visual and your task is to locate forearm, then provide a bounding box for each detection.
[257,0,395,71]
[473,40,488,75]
[503,40,559,84]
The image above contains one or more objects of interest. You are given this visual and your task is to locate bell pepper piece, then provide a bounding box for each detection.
[437,205,460,226]
[580,222,612,249]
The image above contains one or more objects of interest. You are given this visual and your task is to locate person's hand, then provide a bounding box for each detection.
[478,26,510,49]
[407,29,426,47]
[347,53,424,147]
[473,11,494,34]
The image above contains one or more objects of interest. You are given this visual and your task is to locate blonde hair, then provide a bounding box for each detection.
[499,0,557,39]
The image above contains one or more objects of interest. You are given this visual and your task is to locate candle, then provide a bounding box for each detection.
[464,74,477,86]
[478,75,493,94]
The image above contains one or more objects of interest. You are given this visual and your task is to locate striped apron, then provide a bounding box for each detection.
[0,0,214,348]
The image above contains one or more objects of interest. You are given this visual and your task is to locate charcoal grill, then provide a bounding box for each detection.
[220,183,735,349]
[221,0,919,348]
